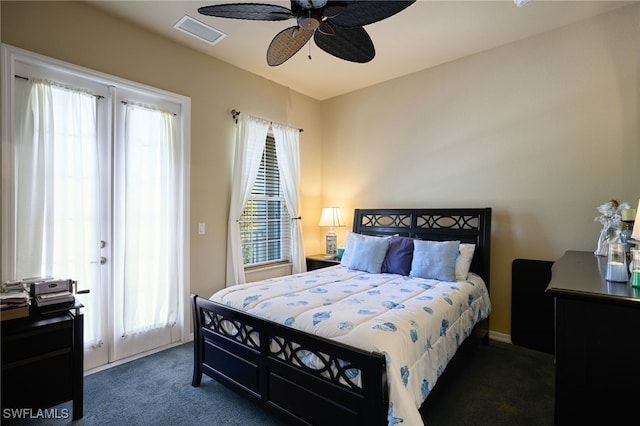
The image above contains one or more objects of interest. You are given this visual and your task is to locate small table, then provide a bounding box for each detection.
[306,254,341,271]
[546,251,640,424]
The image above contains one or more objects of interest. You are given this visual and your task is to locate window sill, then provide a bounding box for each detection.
[245,262,292,282]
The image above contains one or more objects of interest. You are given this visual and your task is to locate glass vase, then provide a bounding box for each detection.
[605,242,628,282]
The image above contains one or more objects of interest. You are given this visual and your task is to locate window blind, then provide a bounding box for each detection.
[239,135,291,267]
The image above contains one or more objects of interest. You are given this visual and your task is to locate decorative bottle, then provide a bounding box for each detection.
[605,242,628,282]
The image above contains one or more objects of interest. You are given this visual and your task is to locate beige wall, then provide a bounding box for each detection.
[320,4,640,335]
[0,1,324,303]
[2,1,639,337]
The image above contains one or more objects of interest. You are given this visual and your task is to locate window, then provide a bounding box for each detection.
[239,134,291,267]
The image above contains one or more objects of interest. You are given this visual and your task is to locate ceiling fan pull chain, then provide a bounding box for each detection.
[308,41,312,60]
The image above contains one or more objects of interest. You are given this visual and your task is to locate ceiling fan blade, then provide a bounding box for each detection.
[198,3,293,21]
[329,1,414,28]
[267,26,315,66]
[313,26,374,63]
[322,2,346,19]
[318,20,335,36]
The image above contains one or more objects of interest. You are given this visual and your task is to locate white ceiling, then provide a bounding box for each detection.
[86,0,633,100]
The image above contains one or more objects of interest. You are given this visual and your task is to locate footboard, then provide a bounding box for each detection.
[191,294,389,425]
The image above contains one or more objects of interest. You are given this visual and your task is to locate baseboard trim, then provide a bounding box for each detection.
[489,330,512,344]
[84,334,194,376]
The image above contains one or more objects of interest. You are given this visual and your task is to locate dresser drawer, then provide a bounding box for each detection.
[1,314,73,365]
[2,352,73,409]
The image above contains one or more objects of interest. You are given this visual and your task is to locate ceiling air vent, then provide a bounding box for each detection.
[174,15,226,46]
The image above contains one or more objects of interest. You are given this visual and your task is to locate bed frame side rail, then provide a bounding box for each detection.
[191,294,389,425]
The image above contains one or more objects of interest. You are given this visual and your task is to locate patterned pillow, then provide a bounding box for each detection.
[410,240,460,282]
[381,236,414,276]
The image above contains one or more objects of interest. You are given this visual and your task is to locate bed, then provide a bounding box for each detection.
[192,207,491,425]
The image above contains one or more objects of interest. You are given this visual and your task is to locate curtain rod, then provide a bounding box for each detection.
[15,74,105,99]
[121,101,177,116]
[231,109,303,133]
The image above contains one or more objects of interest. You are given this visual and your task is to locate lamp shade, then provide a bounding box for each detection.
[319,206,345,228]
[632,199,640,241]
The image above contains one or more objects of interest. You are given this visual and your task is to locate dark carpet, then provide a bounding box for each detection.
[7,340,554,425]
[420,340,555,425]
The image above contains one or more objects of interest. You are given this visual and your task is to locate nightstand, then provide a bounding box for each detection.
[306,254,340,271]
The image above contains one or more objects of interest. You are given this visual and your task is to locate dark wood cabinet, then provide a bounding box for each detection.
[1,303,84,422]
[546,251,639,424]
[306,254,341,271]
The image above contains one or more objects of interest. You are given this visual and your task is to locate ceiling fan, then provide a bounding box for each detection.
[198,1,415,66]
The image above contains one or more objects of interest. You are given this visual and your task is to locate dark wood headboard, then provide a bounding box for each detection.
[352,208,492,287]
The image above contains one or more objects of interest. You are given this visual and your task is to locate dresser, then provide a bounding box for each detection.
[546,250,640,424]
[1,302,84,422]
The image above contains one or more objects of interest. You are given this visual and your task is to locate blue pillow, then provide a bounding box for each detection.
[348,235,391,274]
[410,240,460,282]
[381,236,414,275]
[340,232,363,266]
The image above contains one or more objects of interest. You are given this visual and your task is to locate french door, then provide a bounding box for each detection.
[1,45,190,370]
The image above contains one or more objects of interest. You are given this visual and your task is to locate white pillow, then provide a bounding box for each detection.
[456,243,476,280]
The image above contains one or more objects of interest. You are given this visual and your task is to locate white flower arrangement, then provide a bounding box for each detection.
[594,199,630,256]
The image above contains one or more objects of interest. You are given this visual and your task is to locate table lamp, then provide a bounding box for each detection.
[319,206,344,259]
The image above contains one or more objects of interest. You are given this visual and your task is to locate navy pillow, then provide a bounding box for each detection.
[381,236,414,275]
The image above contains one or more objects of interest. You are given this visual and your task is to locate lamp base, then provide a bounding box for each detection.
[325,230,337,258]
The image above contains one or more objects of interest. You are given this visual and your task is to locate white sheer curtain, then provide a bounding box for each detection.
[115,104,180,336]
[272,123,305,273]
[14,78,50,278]
[14,78,103,348]
[226,114,270,286]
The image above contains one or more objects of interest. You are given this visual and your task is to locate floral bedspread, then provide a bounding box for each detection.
[211,265,491,426]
